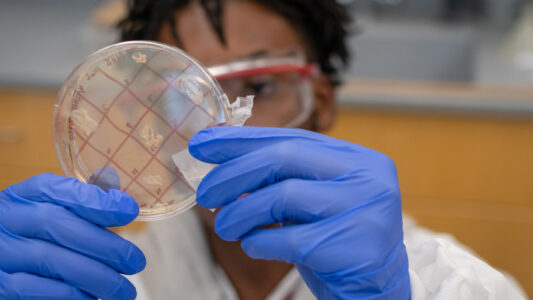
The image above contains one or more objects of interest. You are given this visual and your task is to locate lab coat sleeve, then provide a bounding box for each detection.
[403,215,528,300]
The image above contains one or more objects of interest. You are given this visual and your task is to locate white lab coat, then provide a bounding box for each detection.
[123,210,527,300]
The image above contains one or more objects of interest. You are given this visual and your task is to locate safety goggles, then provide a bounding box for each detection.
[207,52,317,128]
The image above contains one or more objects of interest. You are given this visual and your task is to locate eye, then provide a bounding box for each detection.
[246,77,276,99]
[250,81,271,94]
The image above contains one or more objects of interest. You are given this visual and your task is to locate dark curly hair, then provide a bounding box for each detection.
[119,0,352,84]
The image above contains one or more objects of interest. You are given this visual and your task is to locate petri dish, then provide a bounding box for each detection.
[53,41,229,221]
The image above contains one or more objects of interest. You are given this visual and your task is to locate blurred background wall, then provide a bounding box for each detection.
[1,0,532,297]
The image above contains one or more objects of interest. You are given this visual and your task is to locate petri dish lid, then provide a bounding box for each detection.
[53,41,229,221]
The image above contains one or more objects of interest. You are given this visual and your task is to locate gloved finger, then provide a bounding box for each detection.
[88,165,121,191]
[189,126,349,164]
[5,173,138,227]
[0,269,96,300]
[215,179,359,241]
[195,139,356,208]
[0,199,145,275]
[240,225,310,264]
[240,212,402,274]
[240,215,359,269]
[0,227,137,300]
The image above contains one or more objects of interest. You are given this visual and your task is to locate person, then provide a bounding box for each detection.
[0,0,527,299]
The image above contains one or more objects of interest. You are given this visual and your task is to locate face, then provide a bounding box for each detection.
[157,0,336,226]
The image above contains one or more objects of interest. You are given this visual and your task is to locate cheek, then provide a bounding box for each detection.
[312,79,336,132]
[298,117,315,131]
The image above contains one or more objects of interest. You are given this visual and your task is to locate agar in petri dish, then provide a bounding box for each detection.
[53,41,229,221]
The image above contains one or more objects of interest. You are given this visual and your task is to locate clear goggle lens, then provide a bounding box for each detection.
[208,54,316,128]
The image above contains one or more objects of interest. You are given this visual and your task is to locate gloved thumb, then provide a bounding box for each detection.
[5,173,138,227]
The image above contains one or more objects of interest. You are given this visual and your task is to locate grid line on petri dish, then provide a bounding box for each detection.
[86,59,167,185]
[72,58,191,168]
[143,63,169,83]
[169,84,217,124]
[102,61,217,142]
[141,62,217,124]
[69,50,219,210]
[97,66,192,162]
[75,51,159,155]
[74,90,182,177]
[70,91,106,157]
[56,42,232,219]
[75,88,127,155]
[98,63,195,136]
[120,104,197,200]
[75,88,184,176]
[86,65,200,207]
[74,130,161,201]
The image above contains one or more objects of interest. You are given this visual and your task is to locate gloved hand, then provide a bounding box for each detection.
[189,127,410,300]
[0,173,145,300]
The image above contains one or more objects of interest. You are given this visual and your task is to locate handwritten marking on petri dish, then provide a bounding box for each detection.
[142,175,163,186]
[132,52,147,64]
[105,52,125,66]
[139,125,163,149]
[71,109,98,136]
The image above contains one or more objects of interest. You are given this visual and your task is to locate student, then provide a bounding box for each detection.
[0,0,525,299]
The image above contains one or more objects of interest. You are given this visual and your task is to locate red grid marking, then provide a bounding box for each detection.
[88,74,174,186]
[143,63,170,82]
[74,92,179,177]
[121,105,197,208]
[71,53,219,208]
[74,130,160,201]
[169,85,217,124]
[86,61,183,183]
[94,64,193,151]
[87,102,152,188]
[76,90,125,155]
[98,64,196,139]
[79,66,198,206]
[142,62,217,124]
[74,86,194,183]
[76,51,161,154]
[97,61,217,140]
[94,64,217,167]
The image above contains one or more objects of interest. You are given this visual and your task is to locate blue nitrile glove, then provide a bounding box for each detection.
[0,173,145,300]
[189,127,410,300]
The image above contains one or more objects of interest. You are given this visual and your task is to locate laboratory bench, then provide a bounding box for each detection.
[1,82,533,297]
